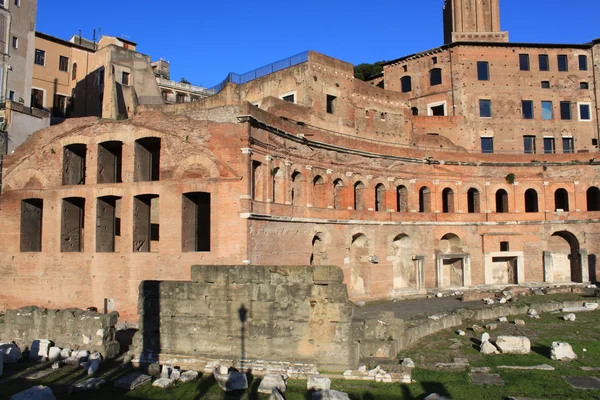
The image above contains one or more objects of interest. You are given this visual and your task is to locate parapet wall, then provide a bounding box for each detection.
[0,306,120,358]
[134,265,385,371]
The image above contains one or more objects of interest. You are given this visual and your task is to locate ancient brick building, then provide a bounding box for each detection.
[1,0,599,322]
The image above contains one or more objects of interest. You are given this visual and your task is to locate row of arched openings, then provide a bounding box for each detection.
[271,169,600,213]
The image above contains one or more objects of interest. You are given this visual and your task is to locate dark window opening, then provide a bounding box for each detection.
[442,187,454,213]
[519,54,530,71]
[122,71,130,86]
[326,94,336,114]
[97,141,122,184]
[61,197,85,252]
[354,181,365,210]
[430,104,445,116]
[182,192,211,252]
[72,62,77,80]
[34,49,45,65]
[500,241,510,252]
[375,184,386,212]
[544,137,555,154]
[580,82,589,89]
[59,56,69,72]
[411,107,418,116]
[579,104,591,120]
[429,68,442,86]
[496,189,508,213]
[251,161,263,201]
[557,55,568,72]
[562,137,574,154]
[333,179,344,210]
[134,137,160,181]
[477,61,489,80]
[524,135,536,154]
[62,144,86,185]
[20,199,43,252]
[554,188,569,211]
[31,88,43,109]
[560,101,571,120]
[282,94,295,103]
[419,186,431,213]
[481,137,493,154]
[539,54,549,71]
[467,188,480,213]
[53,94,67,118]
[541,81,550,89]
[397,185,408,212]
[432,56,438,64]
[586,187,600,211]
[579,55,588,71]
[522,100,534,119]
[96,196,121,252]
[133,194,159,252]
[401,76,412,93]
[479,99,492,117]
[525,189,539,212]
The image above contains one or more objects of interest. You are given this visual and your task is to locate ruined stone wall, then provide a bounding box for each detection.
[134,265,362,371]
[0,306,120,358]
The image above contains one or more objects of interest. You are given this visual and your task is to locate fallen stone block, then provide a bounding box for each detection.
[147,363,161,377]
[87,359,100,375]
[480,341,499,354]
[214,370,248,391]
[456,329,465,336]
[481,333,490,343]
[401,358,415,368]
[48,347,61,363]
[29,340,53,362]
[171,368,181,381]
[152,378,174,388]
[498,364,555,370]
[312,390,351,400]
[470,372,505,385]
[307,375,331,391]
[179,370,199,382]
[470,367,491,373]
[496,336,531,354]
[59,348,72,359]
[485,324,497,330]
[498,317,508,322]
[584,302,598,310]
[551,342,577,361]
[72,378,106,392]
[114,372,152,391]
[51,361,63,370]
[258,374,286,394]
[0,343,22,363]
[514,319,525,326]
[472,325,484,333]
[563,313,576,321]
[10,385,56,400]
[561,306,594,313]
[270,388,285,400]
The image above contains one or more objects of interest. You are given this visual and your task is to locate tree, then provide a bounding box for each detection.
[353,61,386,81]
[180,77,190,84]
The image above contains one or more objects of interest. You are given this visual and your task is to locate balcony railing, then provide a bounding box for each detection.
[156,78,216,96]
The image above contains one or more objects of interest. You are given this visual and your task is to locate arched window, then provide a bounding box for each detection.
[467,188,480,213]
[397,185,408,212]
[401,76,412,93]
[272,167,283,204]
[312,175,324,208]
[429,68,442,86]
[586,187,600,211]
[524,189,539,212]
[555,188,569,211]
[442,188,454,213]
[291,171,303,206]
[333,179,344,210]
[354,181,365,210]
[411,107,419,116]
[496,189,508,213]
[72,62,77,81]
[375,184,386,212]
[419,186,431,213]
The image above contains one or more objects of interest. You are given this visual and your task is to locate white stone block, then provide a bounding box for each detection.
[48,347,61,363]
[307,375,331,391]
[258,374,287,394]
[496,336,531,354]
[152,378,174,388]
[179,370,199,382]
[551,342,577,361]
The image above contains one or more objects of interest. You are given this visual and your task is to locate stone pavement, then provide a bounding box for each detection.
[356,296,483,320]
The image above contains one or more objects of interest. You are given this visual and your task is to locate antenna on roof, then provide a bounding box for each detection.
[78,29,82,45]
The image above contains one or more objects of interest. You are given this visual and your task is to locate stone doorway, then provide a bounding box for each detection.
[544,231,587,283]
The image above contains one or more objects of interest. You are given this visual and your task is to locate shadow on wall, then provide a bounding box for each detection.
[589,254,597,283]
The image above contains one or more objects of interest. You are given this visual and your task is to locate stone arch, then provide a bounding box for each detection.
[375,183,386,211]
[391,234,417,290]
[442,187,454,213]
[349,233,369,295]
[333,178,344,210]
[439,233,462,254]
[587,186,600,211]
[354,181,366,210]
[467,187,480,213]
[524,188,539,212]
[495,189,508,213]
[175,154,221,180]
[312,174,326,208]
[291,170,305,206]
[4,169,51,190]
[397,185,408,212]
[272,166,284,204]
[554,188,569,211]
[548,231,582,283]
[419,186,431,212]
[310,231,329,266]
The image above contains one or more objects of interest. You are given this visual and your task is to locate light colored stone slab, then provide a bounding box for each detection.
[258,374,286,394]
[563,313,576,321]
[48,347,61,363]
[480,341,499,354]
[564,376,600,390]
[307,375,331,391]
[179,370,199,382]
[9,385,56,400]
[551,342,577,361]
[496,336,531,354]
[72,378,106,392]
[312,390,351,400]
[152,378,174,388]
[25,369,56,380]
[29,340,52,362]
[470,373,505,386]
[498,364,555,370]
[561,306,594,313]
[114,372,151,391]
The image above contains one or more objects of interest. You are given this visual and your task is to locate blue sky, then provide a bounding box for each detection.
[37,0,600,88]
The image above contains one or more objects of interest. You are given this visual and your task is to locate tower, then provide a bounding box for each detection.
[443,0,508,44]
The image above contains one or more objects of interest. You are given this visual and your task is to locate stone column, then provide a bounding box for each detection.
[543,251,554,283]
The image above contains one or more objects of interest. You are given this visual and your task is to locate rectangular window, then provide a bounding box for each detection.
[541,81,550,89]
[133,194,159,252]
[579,103,591,121]
[500,241,510,252]
[122,71,130,86]
[580,82,589,89]
[8,90,14,100]
[543,137,555,154]
[62,144,86,185]
[182,192,211,252]
[579,55,588,71]
[557,55,568,72]
[538,54,549,71]
[282,94,295,103]
[560,101,571,120]
[31,88,43,109]
[59,56,69,72]
[53,94,67,117]
[326,94,336,114]
[34,49,45,66]
[11,36,17,49]
[479,99,492,117]
[477,61,489,80]
[519,54,530,71]
[432,56,438,64]
[541,101,553,120]
[481,137,494,154]
[20,199,43,252]
[524,135,536,154]
[522,100,534,119]
[96,196,121,252]
[562,137,574,154]
[429,104,445,116]
[14,0,20,6]
[61,197,85,252]
[97,141,123,183]
[134,137,160,181]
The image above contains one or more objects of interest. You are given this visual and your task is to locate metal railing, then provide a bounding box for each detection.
[210,51,309,94]
[156,77,216,96]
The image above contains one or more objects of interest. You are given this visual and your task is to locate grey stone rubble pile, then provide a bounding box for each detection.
[307,375,351,399]
[114,372,152,391]
[9,385,57,400]
[561,303,599,313]
[551,342,577,361]
[528,309,540,319]
[258,374,287,394]
[342,364,404,383]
